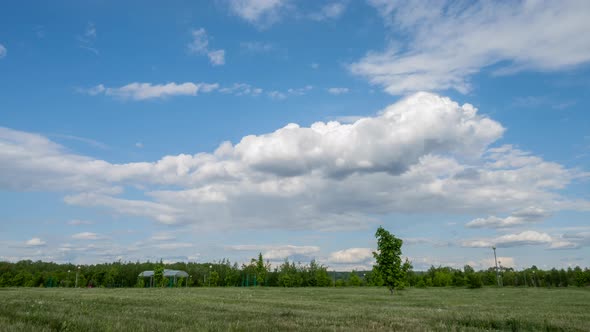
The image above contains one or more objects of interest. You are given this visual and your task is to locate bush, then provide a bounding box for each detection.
[467,274,483,289]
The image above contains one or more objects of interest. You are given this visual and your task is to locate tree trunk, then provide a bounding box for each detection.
[389,286,394,295]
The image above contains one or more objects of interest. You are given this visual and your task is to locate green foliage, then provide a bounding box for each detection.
[466,273,483,289]
[154,264,164,287]
[349,271,362,286]
[311,260,333,287]
[136,278,145,288]
[0,259,588,289]
[366,269,384,286]
[209,271,219,286]
[373,226,411,294]
[256,253,267,285]
[277,259,303,287]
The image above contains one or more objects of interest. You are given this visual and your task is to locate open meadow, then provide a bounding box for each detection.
[0,287,588,331]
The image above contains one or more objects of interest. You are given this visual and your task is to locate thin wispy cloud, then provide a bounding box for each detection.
[466,207,550,229]
[72,232,100,240]
[219,83,264,96]
[462,231,553,248]
[351,1,590,94]
[80,82,219,100]
[308,2,347,21]
[77,22,98,55]
[187,28,225,66]
[327,87,349,95]
[51,134,109,150]
[267,85,312,99]
[0,43,7,58]
[25,238,46,247]
[240,41,274,53]
[68,220,94,226]
[226,0,288,27]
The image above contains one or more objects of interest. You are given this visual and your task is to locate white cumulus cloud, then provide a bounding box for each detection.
[1,92,588,231]
[0,43,6,58]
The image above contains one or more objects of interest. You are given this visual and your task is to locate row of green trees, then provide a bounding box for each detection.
[0,256,332,288]
[405,265,590,288]
[1,258,589,288]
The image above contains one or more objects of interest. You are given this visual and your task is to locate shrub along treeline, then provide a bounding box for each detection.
[1,258,589,288]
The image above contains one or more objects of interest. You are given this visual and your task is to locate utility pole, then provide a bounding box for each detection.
[498,261,503,287]
[75,266,80,288]
[492,246,500,287]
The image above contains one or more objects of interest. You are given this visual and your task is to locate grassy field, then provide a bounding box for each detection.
[0,287,588,331]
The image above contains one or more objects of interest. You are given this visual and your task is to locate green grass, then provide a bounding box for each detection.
[0,287,588,331]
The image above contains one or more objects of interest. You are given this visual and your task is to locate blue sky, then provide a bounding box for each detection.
[1,0,589,271]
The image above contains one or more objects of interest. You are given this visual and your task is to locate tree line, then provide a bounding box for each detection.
[1,258,589,288]
[1,227,589,290]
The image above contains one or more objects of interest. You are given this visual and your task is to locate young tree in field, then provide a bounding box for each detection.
[154,264,164,287]
[253,253,269,286]
[373,226,411,295]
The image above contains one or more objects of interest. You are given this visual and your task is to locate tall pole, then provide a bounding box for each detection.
[492,246,500,286]
[75,266,80,288]
[498,261,503,287]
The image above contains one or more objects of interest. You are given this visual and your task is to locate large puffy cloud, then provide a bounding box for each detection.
[352,1,590,94]
[231,92,503,177]
[1,92,587,230]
